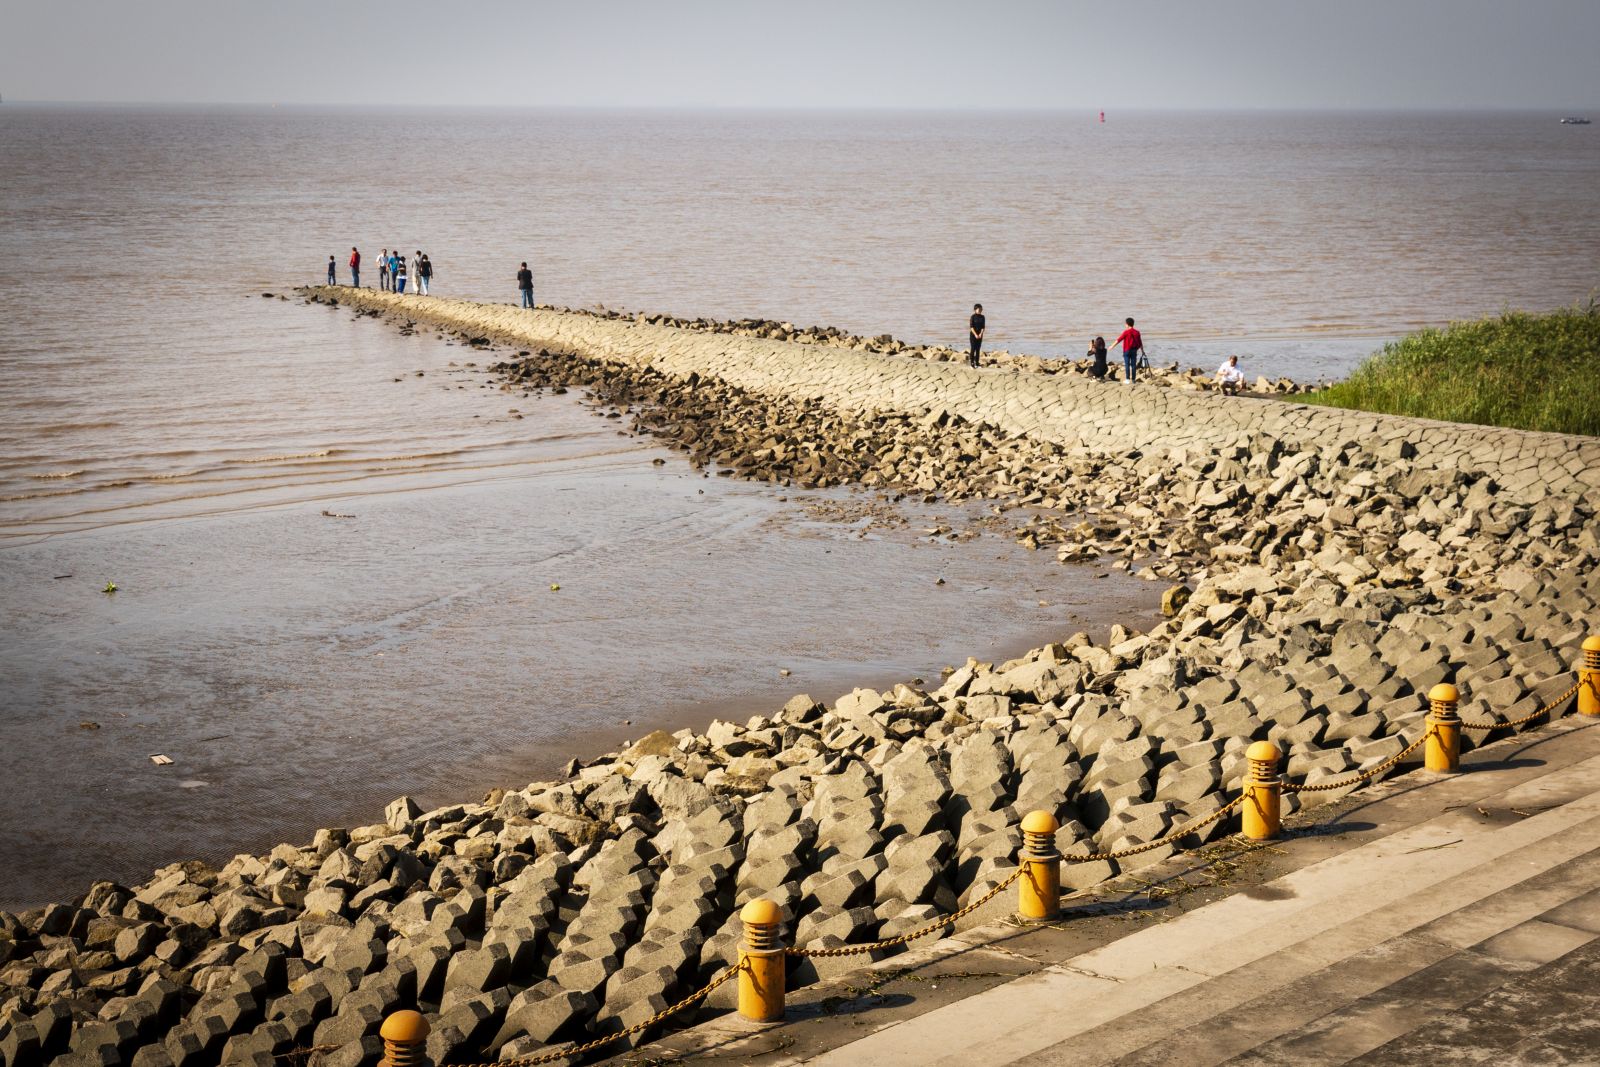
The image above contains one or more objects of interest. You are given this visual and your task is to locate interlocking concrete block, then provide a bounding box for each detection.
[64,1018,139,1066]
[814,826,886,872]
[794,905,877,950]
[544,954,616,999]
[404,929,465,1001]
[163,1014,230,1067]
[310,999,385,1050]
[444,940,511,996]
[1272,715,1327,747]
[1083,753,1155,794]
[1078,778,1150,828]
[1155,761,1221,804]
[745,819,815,866]
[492,982,596,1049]
[0,1021,41,1067]
[1323,711,1382,743]
[314,1036,384,1067]
[128,1044,174,1067]
[604,961,678,1014]
[1288,746,1357,784]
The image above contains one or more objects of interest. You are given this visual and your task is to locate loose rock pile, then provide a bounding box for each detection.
[2,293,1594,1066]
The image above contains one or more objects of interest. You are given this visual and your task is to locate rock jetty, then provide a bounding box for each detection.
[546,302,1321,395]
[0,288,1594,1066]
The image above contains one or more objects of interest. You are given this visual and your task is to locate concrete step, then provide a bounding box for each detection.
[1111,868,1600,1065]
[1344,931,1600,1065]
[803,725,1600,1067]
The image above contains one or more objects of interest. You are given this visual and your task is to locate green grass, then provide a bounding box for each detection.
[1302,303,1600,437]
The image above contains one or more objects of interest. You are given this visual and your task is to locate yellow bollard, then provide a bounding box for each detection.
[737,898,785,1023]
[378,1010,429,1067]
[1426,683,1461,773]
[1242,740,1281,840]
[1017,809,1062,922]
[1580,636,1600,718]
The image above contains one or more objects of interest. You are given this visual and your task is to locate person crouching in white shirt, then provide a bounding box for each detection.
[1216,355,1245,395]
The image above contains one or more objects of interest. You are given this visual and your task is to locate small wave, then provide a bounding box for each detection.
[226,449,340,465]
[1,486,86,503]
[28,470,85,480]
[146,470,208,481]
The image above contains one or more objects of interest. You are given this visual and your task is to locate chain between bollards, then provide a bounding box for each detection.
[371,632,1598,1061]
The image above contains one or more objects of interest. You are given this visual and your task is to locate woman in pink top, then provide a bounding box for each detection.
[1115,318,1144,383]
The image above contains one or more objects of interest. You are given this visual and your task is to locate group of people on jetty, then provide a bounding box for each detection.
[331,248,435,295]
[329,247,535,306]
[324,253,1248,394]
[973,306,1249,392]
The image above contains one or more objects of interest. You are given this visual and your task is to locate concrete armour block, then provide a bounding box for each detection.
[492,983,595,1048]
[1155,761,1221,804]
[310,1000,384,1051]
[445,940,512,996]
[794,905,877,950]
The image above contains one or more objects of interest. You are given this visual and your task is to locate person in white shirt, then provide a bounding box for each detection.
[1216,355,1245,395]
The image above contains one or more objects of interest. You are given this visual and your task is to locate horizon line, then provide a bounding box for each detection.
[2,99,1595,115]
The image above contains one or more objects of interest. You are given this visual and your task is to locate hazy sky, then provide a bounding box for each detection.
[3,0,1596,110]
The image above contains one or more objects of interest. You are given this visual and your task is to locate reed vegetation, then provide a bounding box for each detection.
[1303,303,1600,437]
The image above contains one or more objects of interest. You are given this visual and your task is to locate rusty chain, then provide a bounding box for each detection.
[1283,729,1432,794]
[1069,792,1248,862]
[394,665,1593,1061]
[786,866,1024,958]
[787,791,1248,959]
[446,963,740,1067]
[1458,680,1581,731]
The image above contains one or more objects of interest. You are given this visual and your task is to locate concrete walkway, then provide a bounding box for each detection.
[622,717,1600,1065]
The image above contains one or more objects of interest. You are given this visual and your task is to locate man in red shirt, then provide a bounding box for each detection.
[348,247,361,288]
[1115,317,1144,384]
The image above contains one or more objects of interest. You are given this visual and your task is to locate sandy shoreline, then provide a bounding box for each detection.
[0,289,1592,1066]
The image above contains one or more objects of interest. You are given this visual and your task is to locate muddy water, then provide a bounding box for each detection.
[0,312,1156,909]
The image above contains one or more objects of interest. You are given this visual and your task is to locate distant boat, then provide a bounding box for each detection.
[1559,117,1591,125]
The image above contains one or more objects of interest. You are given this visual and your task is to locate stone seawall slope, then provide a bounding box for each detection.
[308,288,1600,507]
[1,288,1594,1066]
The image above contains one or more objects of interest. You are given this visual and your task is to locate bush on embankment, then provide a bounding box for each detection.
[1303,303,1600,437]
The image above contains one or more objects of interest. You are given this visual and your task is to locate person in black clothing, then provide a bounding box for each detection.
[1088,336,1108,379]
[326,256,336,285]
[517,262,534,308]
[968,303,985,368]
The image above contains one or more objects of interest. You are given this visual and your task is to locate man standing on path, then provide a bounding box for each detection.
[378,248,389,291]
[518,262,534,308]
[968,303,985,368]
[349,247,361,288]
[1116,317,1145,384]
[327,255,336,285]
[417,253,432,296]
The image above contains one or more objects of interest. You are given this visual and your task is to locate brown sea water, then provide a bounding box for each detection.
[1,107,1596,908]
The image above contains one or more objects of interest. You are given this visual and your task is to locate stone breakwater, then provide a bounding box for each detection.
[0,290,1595,1067]
[539,301,1320,395]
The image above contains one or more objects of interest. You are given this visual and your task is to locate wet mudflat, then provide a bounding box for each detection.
[0,365,1154,910]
